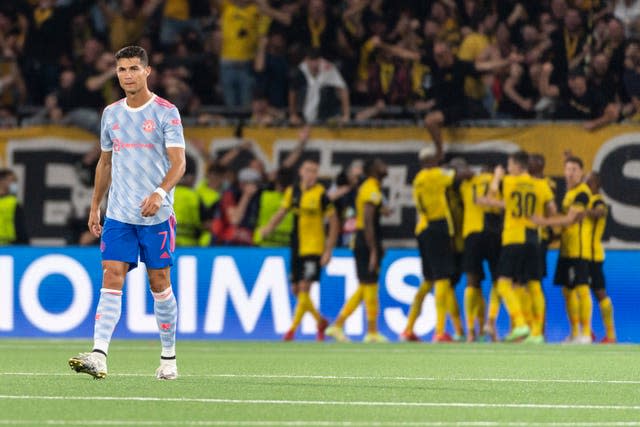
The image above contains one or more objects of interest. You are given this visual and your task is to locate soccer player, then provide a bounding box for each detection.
[585,172,616,343]
[459,164,502,342]
[69,46,186,379]
[260,159,339,341]
[484,151,554,342]
[531,156,593,344]
[326,158,389,343]
[401,146,467,342]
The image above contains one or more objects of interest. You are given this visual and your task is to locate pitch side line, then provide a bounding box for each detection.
[2,372,640,385]
[0,395,639,411]
[1,420,640,426]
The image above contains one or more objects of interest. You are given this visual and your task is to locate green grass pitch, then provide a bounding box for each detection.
[1,340,639,426]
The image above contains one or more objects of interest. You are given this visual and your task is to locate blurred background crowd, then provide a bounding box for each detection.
[1,0,640,131]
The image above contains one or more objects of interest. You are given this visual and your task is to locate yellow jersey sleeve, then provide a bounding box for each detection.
[281,186,293,210]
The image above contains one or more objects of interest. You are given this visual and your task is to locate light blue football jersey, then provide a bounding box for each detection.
[100,94,185,225]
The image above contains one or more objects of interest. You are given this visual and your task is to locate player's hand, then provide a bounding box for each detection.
[320,250,332,267]
[88,208,102,238]
[368,249,378,273]
[140,192,163,217]
[529,214,544,225]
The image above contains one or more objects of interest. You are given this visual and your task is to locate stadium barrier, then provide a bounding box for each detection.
[1,246,638,343]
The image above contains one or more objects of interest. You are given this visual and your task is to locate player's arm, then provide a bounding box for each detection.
[530,205,584,227]
[321,209,340,266]
[363,202,379,272]
[260,207,289,238]
[88,150,112,237]
[587,201,607,218]
[141,147,186,217]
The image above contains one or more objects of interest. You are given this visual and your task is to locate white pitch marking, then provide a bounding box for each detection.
[0,395,639,411]
[2,372,640,385]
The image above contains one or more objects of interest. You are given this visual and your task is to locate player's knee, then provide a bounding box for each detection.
[102,268,126,289]
[148,268,171,293]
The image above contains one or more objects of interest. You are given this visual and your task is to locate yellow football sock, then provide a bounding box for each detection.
[576,284,593,337]
[299,291,321,322]
[599,297,616,340]
[515,286,533,327]
[562,287,580,338]
[446,285,463,336]
[464,286,479,334]
[488,286,500,321]
[434,279,449,335]
[335,286,363,328]
[527,280,546,337]
[405,281,432,333]
[290,293,307,331]
[362,284,379,333]
[496,278,525,328]
[476,291,486,328]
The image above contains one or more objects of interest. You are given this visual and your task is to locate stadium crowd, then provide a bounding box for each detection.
[0,0,640,128]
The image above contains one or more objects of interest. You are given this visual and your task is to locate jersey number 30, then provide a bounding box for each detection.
[511,191,536,218]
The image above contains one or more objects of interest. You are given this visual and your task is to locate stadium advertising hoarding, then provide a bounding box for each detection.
[1,246,638,343]
[1,124,640,245]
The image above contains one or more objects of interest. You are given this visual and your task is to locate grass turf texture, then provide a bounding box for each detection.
[0,340,639,426]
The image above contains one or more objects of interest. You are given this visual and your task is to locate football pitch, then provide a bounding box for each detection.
[0,340,639,426]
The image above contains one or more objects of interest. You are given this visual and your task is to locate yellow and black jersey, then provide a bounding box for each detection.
[282,183,334,256]
[539,176,557,243]
[459,172,503,238]
[355,176,382,233]
[584,193,607,262]
[502,173,554,246]
[220,0,267,61]
[447,186,464,253]
[413,167,455,235]
[559,182,592,259]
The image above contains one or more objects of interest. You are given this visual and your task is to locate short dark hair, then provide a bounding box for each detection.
[364,158,384,176]
[115,45,148,66]
[565,156,584,169]
[0,168,14,181]
[510,151,529,169]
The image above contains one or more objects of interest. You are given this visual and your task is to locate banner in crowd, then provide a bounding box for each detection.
[0,124,639,245]
[0,247,638,342]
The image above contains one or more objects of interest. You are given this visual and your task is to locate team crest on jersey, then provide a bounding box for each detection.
[142,119,156,133]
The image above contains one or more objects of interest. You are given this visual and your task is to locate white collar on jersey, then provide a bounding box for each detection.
[123,93,156,112]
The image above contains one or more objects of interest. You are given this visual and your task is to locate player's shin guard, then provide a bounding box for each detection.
[405,281,432,333]
[599,297,616,340]
[335,286,364,327]
[446,284,463,336]
[464,286,479,334]
[362,284,379,333]
[434,279,450,335]
[93,288,123,355]
[575,285,593,337]
[152,287,178,358]
[515,286,533,327]
[527,280,546,337]
[496,279,525,328]
[562,287,580,338]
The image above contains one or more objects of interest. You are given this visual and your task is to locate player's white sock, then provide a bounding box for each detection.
[153,287,178,358]
[93,289,123,355]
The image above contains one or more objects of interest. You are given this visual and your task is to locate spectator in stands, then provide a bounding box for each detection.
[540,62,620,131]
[23,69,101,134]
[548,7,587,85]
[211,167,262,245]
[98,0,163,51]
[589,52,623,106]
[159,0,212,47]
[216,0,290,108]
[623,39,640,117]
[290,0,339,58]
[22,0,90,103]
[174,156,206,247]
[254,30,290,110]
[0,28,27,127]
[614,0,640,38]
[288,48,350,125]
[250,88,285,125]
[0,168,28,245]
[79,51,118,110]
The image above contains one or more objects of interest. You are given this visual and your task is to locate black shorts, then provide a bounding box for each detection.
[553,257,590,288]
[291,254,321,283]
[417,220,455,281]
[589,261,606,290]
[496,242,540,284]
[451,251,464,286]
[354,231,382,284]
[462,231,501,282]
